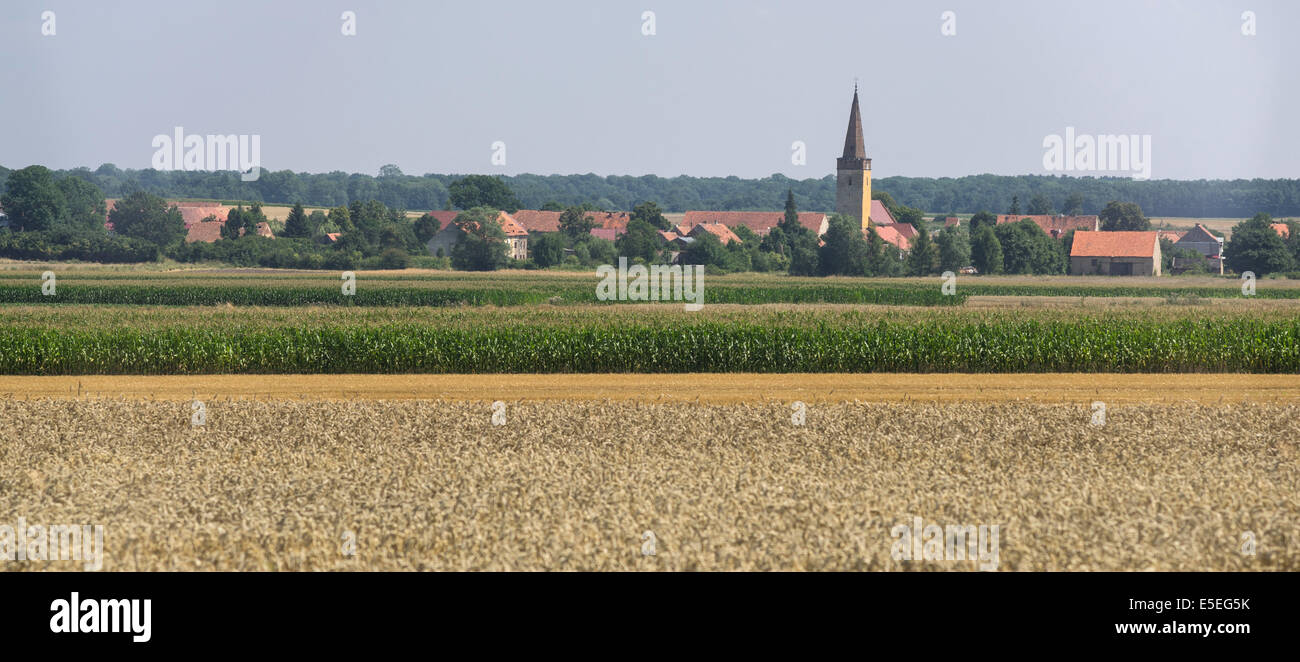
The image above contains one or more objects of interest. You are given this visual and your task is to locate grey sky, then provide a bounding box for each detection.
[2,0,1295,180]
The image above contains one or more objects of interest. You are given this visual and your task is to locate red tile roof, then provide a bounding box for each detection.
[1070,231,1159,258]
[681,211,827,236]
[870,224,911,251]
[497,212,529,238]
[509,210,629,234]
[997,214,1099,238]
[658,231,680,242]
[589,228,618,242]
[106,198,232,232]
[886,222,918,239]
[185,220,225,243]
[1272,223,1290,239]
[688,222,743,245]
[869,200,896,226]
[425,211,462,228]
[943,216,961,227]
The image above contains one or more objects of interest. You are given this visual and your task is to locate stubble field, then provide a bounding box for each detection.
[3,398,1296,571]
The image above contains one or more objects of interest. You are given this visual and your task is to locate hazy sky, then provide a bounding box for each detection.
[2,0,1295,180]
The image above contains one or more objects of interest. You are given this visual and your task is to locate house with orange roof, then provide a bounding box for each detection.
[426,210,529,260]
[1069,231,1161,276]
[1272,223,1291,239]
[687,222,743,245]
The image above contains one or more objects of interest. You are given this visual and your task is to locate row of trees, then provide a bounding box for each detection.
[6,164,1300,217]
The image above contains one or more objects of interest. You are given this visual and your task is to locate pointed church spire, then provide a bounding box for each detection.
[841,87,866,160]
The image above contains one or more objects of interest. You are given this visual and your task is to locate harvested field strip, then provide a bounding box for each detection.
[3,316,1300,373]
[3,398,1295,571]
[6,373,1300,404]
[0,282,963,306]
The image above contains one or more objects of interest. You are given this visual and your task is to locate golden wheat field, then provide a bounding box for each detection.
[2,397,1295,571]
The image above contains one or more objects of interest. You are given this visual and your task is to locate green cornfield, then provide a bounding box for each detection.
[2,306,1297,374]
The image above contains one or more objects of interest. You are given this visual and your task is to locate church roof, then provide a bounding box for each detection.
[841,88,866,160]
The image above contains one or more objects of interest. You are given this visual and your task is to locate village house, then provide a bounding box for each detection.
[1171,224,1224,274]
[426,210,529,260]
[1069,231,1161,276]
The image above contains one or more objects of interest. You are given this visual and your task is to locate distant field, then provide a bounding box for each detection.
[1150,217,1247,237]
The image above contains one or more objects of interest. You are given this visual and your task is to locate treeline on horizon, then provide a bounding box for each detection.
[2,164,1298,217]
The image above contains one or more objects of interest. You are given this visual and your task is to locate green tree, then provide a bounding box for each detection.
[1026,194,1055,215]
[1098,201,1149,231]
[968,210,997,235]
[221,207,244,240]
[863,226,899,277]
[107,191,186,248]
[450,207,509,271]
[1062,192,1084,215]
[788,241,819,277]
[892,204,925,227]
[630,201,670,231]
[531,232,567,267]
[817,214,868,276]
[614,217,662,263]
[56,175,107,232]
[680,231,730,270]
[936,225,971,272]
[782,189,800,231]
[540,200,564,211]
[559,207,596,240]
[327,205,353,233]
[413,212,442,245]
[1008,195,1020,215]
[448,175,520,212]
[307,210,328,235]
[906,223,937,275]
[971,224,1004,274]
[1224,213,1295,275]
[994,219,1065,274]
[1,165,65,232]
[283,202,311,238]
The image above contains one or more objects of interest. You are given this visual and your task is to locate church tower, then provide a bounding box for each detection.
[835,86,872,231]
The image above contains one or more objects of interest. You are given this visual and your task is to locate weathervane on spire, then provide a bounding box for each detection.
[853,77,858,94]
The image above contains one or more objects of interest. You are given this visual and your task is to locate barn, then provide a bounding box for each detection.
[1069,231,1162,276]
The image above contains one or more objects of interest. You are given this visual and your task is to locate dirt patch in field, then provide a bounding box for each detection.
[4,373,1299,404]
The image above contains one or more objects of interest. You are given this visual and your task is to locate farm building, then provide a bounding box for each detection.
[997,214,1099,239]
[1171,224,1224,274]
[1069,231,1161,276]
[687,222,743,245]
[426,211,529,260]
